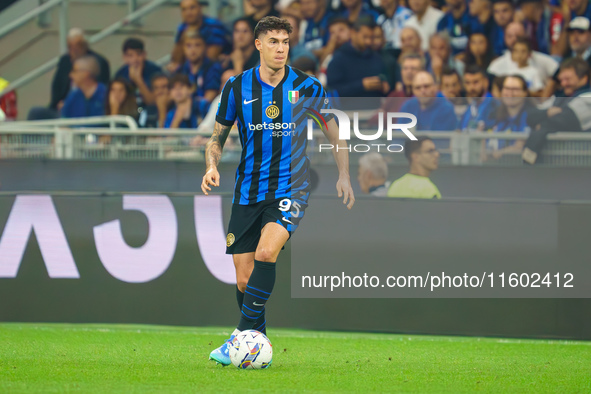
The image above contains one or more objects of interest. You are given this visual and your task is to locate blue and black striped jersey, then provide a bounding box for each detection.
[216,65,330,205]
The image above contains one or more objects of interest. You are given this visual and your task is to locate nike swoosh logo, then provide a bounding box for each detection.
[253,302,265,306]
[244,98,258,105]
[281,217,293,225]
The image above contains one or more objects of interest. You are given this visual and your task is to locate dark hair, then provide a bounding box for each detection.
[328,17,352,30]
[464,64,488,78]
[233,16,257,32]
[292,56,317,74]
[122,37,145,53]
[441,66,461,82]
[513,37,532,52]
[254,16,293,39]
[353,16,377,31]
[150,73,169,87]
[465,33,495,69]
[105,78,138,117]
[502,74,528,91]
[493,75,506,91]
[168,73,193,89]
[404,137,432,162]
[560,57,590,80]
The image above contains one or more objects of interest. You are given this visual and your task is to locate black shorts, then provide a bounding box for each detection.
[225,192,309,254]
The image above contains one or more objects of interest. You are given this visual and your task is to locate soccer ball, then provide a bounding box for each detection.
[229,330,273,369]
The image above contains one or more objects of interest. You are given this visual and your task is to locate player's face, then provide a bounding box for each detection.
[401,59,422,86]
[151,77,169,98]
[464,73,487,97]
[329,23,351,47]
[501,77,527,107]
[415,140,439,172]
[568,30,591,53]
[256,30,290,70]
[441,74,462,98]
[184,38,206,63]
[123,49,145,68]
[180,0,201,24]
[300,0,319,19]
[493,2,513,27]
[234,21,254,50]
[170,82,192,103]
[429,36,449,61]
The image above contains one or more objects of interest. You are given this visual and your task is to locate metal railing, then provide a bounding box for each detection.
[0,123,590,166]
[0,0,171,99]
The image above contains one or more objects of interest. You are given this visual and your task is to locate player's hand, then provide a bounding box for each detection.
[202,167,220,195]
[336,176,355,210]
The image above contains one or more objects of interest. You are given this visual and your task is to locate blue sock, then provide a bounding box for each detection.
[237,260,275,332]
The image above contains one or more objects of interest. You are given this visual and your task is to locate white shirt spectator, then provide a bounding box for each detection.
[488,50,558,82]
[377,6,413,49]
[403,6,444,51]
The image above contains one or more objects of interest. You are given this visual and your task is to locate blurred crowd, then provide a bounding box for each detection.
[17,0,591,162]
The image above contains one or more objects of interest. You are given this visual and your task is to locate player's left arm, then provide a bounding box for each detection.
[322,117,355,210]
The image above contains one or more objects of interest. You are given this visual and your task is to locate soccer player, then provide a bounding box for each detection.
[201,16,355,366]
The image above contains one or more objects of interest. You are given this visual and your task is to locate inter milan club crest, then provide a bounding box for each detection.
[266,104,280,119]
[288,90,299,104]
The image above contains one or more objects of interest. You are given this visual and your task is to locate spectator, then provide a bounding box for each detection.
[327,18,388,97]
[523,58,591,163]
[292,56,318,76]
[50,28,110,112]
[468,0,495,38]
[0,77,17,121]
[301,0,334,56]
[484,75,531,160]
[426,32,465,84]
[488,22,558,95]
[516,0,562,56]
[105,78,138,118]
[244,0,281,25]
[173,0,229,61]
[461,32,495,70]
[284,14,316,64]
[440,67,468,121]
[490,75,505,97]
[61,56,107,118]
[490,0,514,55]
[399,27,423,60]
[178,31,222,115]
[372,24,386,53]
[317,18,352,86]
[339,0,380,24]
[374,24,400,88]
[504,38,544,93]
[358,153,390,197]
[436,0,479,55]
[399,71,457,131]
[459,65,498,131]
[369,53,425,125]
[138,74,170,128]
[546,17,591,96]
[222,17,259,75]
[387,136,441,199]
[114,38,162,109]
[376,0,412,51]
[565,0,591,21]
[164,74,198,129]
[404,0,444,52]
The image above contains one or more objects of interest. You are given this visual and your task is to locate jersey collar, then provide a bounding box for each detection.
[255,65,290,90]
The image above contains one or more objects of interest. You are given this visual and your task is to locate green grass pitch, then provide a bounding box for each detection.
[0,323,589,393]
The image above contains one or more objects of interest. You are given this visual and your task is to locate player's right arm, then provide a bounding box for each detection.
[201,77,237,195]
[202,121,232,195]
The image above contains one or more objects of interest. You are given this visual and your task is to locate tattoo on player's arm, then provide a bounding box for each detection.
[205,122,232,170]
